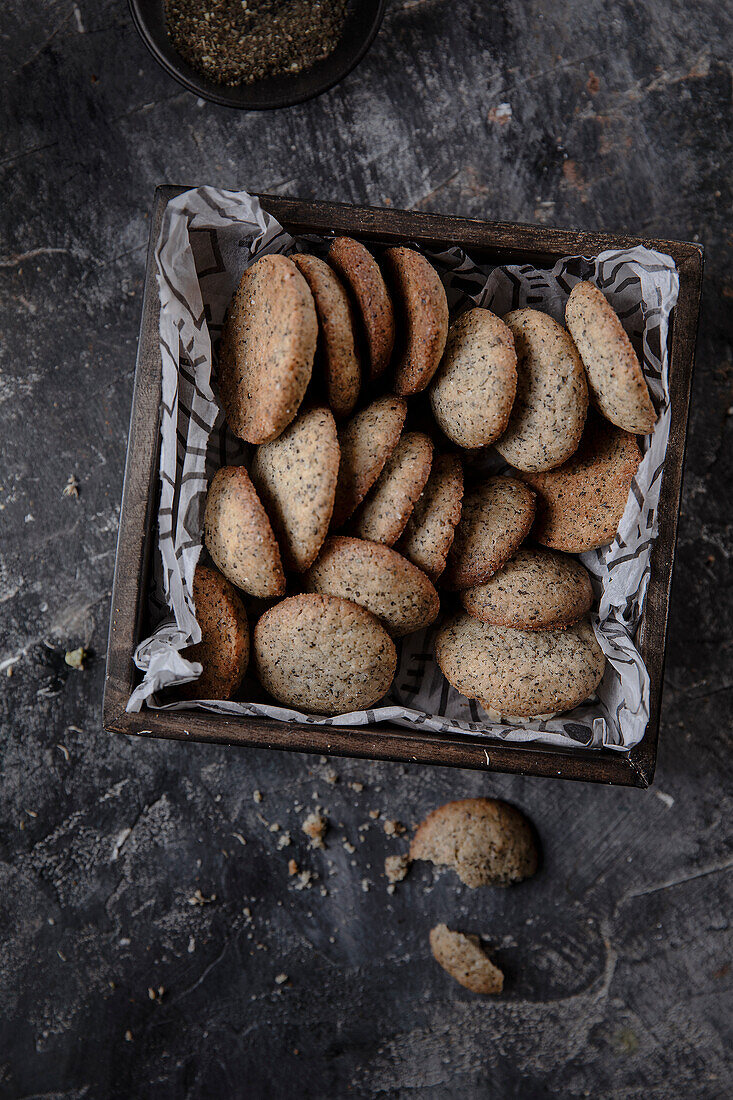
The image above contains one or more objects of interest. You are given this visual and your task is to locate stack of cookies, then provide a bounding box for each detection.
[182,236,656,722]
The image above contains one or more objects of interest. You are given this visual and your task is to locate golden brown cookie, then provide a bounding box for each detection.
[442,476,536,590]
[350,431,434,546]
[203,465,286,598]
[521,414,642,552]
[411,798,538,887]
[327,237,395,380]
[396,453,464,582]
[253,594,397,715]
[495,309,588,472]
[304,536,440,637]
[429,308,517,447]
[461,547,593,630]
[250,405,339,574]
[383,246,449,395]
[436,614,606,718]
[218,254,318,444]
[331,395,408,529]
[565,280,657,434]
[180,564,249,700]
[291,254,361,419]
[429,925,504,994]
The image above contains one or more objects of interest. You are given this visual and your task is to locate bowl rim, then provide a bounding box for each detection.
[128,0,388,110]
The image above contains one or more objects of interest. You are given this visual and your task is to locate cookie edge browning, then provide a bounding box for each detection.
[292,254,361,420]
[327,237,395,380]
[218,254,318,445]
[203,465,287,598]
[566,280,657,435]
[180,564,250,700]
[384,246,450,396]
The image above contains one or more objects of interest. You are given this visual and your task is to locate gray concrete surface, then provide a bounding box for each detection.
[1,1,731,1096]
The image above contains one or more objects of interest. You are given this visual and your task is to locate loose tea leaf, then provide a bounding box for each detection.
[164,0,349,87]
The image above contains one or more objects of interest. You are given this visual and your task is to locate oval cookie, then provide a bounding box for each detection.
[203,465,286,598]
[442,476,536,590]
[327,237,395,380]
[350,431,434,546]
[461,547,593,630]
[383,246,449,396]
[411,798,538,888]
[331,395,407,528]
[495,309,588,472]
[429,925,504,994]
[521,415,642,552]
[181,565,249,700]
[254,594,397,715]
[250,405,339,574]
[292,254,360,419]
[218,254,318,444]
[429,308,517,448]
[436,613,605,718]
[304,536,440,637]
[397,453,464,582]
[565,280,657,434]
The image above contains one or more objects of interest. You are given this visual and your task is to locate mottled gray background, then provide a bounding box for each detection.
[1,1,731,1097]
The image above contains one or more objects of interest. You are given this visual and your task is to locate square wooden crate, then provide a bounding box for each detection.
[103,186,703,787]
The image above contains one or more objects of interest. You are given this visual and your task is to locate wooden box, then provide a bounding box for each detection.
[103,186,702,787]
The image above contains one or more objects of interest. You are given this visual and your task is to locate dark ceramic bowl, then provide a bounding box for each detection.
[129,0,387,110]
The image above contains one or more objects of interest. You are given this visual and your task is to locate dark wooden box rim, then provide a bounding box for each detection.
[103,186,703,788]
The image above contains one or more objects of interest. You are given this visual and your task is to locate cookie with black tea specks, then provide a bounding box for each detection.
[304,536,439,637]
[461,547,593,630]
[327,237,395,380]
[442,476,535,590]
[254,594,397,715]
[565,280,657,434]
[396,453,464,582]
[521,414,641,552]
[430,308,517,448]
[429,925,504,994]
[435,614,605,718]
[411,798,538,887]
[350,431,434,546]
[218,254,317,444]
[180,565,249,700]
[383,246,449,396]
[250,404,339,574]
[331,395,407,529]
[292,254,361,419]
[203,465,286,598]
[495,308,588,472]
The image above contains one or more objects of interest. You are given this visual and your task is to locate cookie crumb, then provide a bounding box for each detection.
[385,853,410,884]
[124,1030,133,1042]
[269,822,280,833]
[288,859,299,876]
[350,781,364,792]
[302,810,328,848]
[275,973,288,985]
[277,831,291,849]
[361,878,371,892]
[369,809,380,819]
[62,474,80,498]
[383,819,405,837]
[342,839,355,854]
[294,869,316,891]
[253,790,263,803]
[324,767,338,785]
[188,888,216,906]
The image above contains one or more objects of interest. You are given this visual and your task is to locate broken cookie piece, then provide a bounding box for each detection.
[410,797,537,888]
[302,810,328,848]
[429,924,504,994]
[384,853,410,885]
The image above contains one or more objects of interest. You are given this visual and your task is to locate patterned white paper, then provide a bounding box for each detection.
[127,187,678,754]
